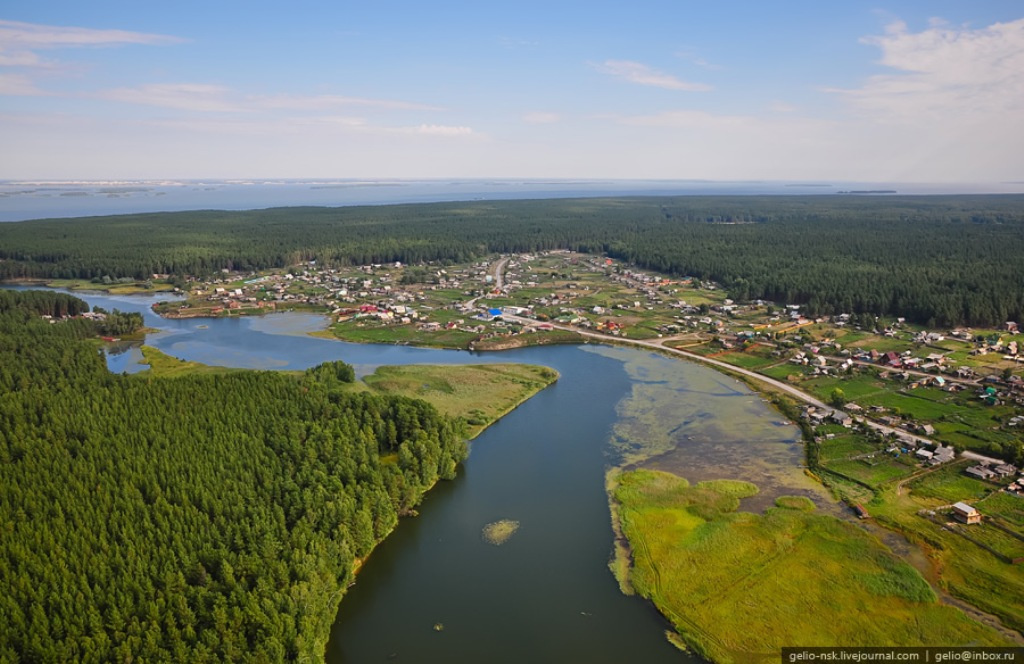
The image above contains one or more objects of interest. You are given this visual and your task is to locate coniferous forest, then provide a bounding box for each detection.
[0,291,466,662]
[3,195,1024,661]
[2,195,1024,326]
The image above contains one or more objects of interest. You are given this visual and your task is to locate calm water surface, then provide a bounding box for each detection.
[8,287,814,662]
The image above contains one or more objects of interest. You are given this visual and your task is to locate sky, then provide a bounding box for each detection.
[1,1,1022,183]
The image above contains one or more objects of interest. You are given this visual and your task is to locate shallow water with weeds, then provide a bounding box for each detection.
[588,345,833,514]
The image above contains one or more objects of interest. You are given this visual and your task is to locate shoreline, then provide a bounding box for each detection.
[11,282,1021,652]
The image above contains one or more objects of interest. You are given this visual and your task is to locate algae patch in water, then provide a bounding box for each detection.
[482,519,520,545]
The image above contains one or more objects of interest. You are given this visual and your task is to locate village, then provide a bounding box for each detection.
[145,250,1024,554]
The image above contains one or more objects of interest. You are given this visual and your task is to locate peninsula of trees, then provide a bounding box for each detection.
[0,290,467,661]
[2,195,1024,327]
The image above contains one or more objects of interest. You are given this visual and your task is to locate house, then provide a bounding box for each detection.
[930,445,955,465]
[829,411,853,427]
[966,465,997,481]
[952,502,981,525]
[994,464,1018,478]
[915,449,934,461]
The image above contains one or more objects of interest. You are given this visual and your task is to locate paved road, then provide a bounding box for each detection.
[962,450,1007,465]
[503,314,830,409]
[503,314,958,447]
[491,256,509,290]
[466,256,511,310]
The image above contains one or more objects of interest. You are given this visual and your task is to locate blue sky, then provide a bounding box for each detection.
[1,1,1022,182]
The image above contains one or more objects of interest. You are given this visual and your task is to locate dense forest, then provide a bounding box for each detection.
[0,291,467,662]
[2,195,1024,326]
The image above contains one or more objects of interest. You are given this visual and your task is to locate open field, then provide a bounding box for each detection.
[329,320,479,348]
[612,469,1010,663]
[360,363,558,438]
[869,476,1024,633]
[907,465,995,504]
[6,278,178,295]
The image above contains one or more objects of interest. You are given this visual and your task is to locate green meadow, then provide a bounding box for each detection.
[612,469,1010,663]
[137,346,245,378]
[361,363,558,438]
[869,482,1024,634]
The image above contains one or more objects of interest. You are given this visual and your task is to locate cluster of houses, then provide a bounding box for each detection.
[804,406,853,429]
[906,443,956,466]
[948,461,1024,528]
[965,462,1019,482]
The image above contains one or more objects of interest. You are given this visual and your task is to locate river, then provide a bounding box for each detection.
[7,287,822,662]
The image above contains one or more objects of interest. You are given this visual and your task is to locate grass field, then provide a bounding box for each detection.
[612,469,1009,663]
[956,522,1024,560]
[817,433,879,463]
[136,346,244,378]
[329,320,479,348]
[824,457,916,487]
[802,373,888,402]
[31,278,177,294]
[715,351,780,370]
[361,363,558,438]
[907,465,994,504]
[857,390,953,420]
[869,483,1024,633]
[983,492,1024,528]
[758,363,811,381]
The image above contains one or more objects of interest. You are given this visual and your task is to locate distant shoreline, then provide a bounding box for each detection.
[2,179,1021,223]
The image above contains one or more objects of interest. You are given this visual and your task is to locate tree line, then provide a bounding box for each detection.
[1,195,1024,326]
[0,290,467,662]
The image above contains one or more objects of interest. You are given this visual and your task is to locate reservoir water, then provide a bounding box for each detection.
[8,287,815,662]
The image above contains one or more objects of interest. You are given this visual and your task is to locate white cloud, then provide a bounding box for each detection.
[135,113,474,140]
[595,60,711,91]
[0,20,185,97]
[94,84,442,115]
[830,18,1024,122]
[96,83,242,112]
[253,93,441,112]
[674,49,722,71]
[0,19,183,72]
[522,111,560,124]
[0,72,47,96]
[398,124,475,137]
[0,19,183,50]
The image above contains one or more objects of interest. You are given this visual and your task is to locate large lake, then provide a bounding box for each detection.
[9,287,821,662]
[3,178,1018,222]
